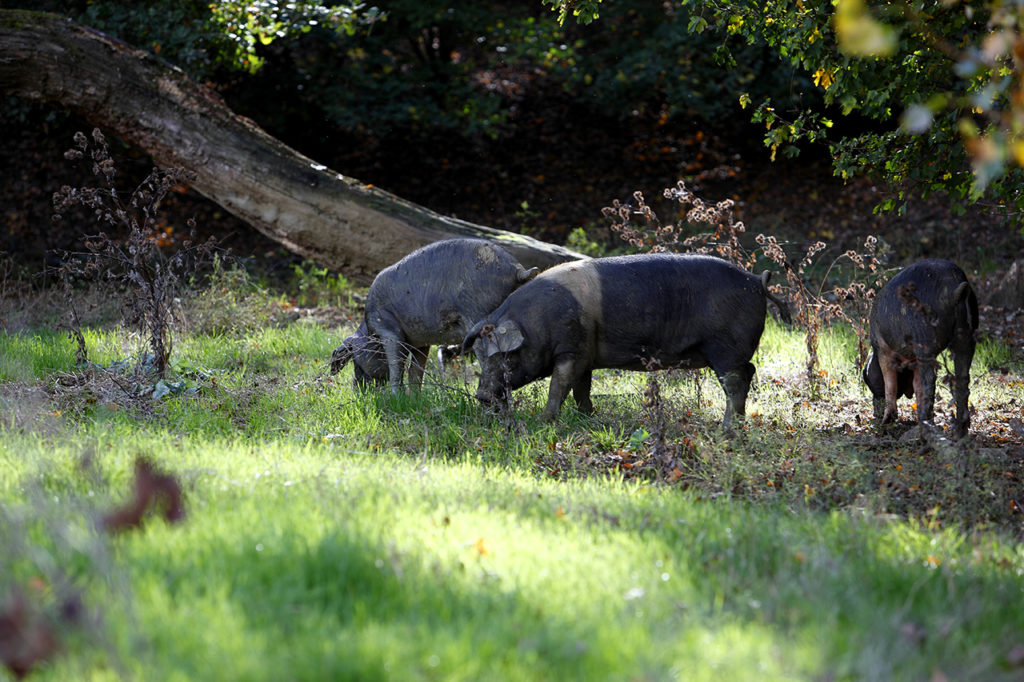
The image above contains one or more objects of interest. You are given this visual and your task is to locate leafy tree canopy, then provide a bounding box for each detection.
[544,0,1024,224]
[13,1,809,145]
[22,0,381,76]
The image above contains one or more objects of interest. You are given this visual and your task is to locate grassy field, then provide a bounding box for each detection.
[2,271,1024,681]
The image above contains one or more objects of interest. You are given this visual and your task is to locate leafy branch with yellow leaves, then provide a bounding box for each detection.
[544,0,1024,228]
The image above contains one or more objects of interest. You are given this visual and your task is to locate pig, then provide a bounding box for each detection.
[330,238,538,390]
[462,253,791,428]
[862,258,978,439]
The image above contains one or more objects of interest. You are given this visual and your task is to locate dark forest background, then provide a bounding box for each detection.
[2,1,1020,278]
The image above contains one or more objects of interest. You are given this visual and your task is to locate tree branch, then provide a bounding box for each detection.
[0,10,582,281]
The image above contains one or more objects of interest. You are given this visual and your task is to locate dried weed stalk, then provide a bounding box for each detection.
[602,182,754,268]
[756,233,884,385]
[52,129,216,378]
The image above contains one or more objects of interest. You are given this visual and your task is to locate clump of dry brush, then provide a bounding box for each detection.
[52,129,216,379]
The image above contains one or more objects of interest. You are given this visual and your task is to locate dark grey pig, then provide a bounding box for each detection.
[462,254,790,428]
[862,258,978,439]
[330,239,537,390]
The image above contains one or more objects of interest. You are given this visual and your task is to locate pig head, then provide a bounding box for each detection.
[862,258,978,439]
[330,321,388,387]
[463,254,790,429]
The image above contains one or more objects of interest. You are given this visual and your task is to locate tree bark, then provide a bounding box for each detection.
[0,10,582,282]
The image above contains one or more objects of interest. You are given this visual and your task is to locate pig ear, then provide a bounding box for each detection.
[953,281,970,304]
[517,266,539,283]
[861,352,873,384]
[862,352,884,396]
[493,320,525,354]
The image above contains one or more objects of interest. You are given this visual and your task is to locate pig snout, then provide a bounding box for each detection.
[472,360,512,410]
[475,384,509,408]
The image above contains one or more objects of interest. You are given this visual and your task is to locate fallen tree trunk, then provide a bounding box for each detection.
[0,10,582,281]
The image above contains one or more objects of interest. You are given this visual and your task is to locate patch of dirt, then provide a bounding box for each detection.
[281,305,360,330]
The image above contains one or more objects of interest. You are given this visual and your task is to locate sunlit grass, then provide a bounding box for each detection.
[2,310,1023,680]
[4,432,1023,681]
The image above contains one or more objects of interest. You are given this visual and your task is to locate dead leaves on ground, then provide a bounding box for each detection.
[101,457,185,534]
[0,588,59,679]
[0,579,87,680]
[0,458,185,678]
[532,382,1024,534]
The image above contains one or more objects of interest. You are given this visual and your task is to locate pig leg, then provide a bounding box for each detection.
[876,351,901,424]
[915,357,937,426]
[541,357,579,421]
[951,345,974,440]
[872,396,886,422]
[381,335,409,393]
[572,370,594,415]
[716,362,755,431]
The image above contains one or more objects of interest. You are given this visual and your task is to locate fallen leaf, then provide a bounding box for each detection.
[102,457,185,533]
[900,621,927,645]
[1007,644,1024,667]
[0,588,60,680]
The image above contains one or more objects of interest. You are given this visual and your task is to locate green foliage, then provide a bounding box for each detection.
[206,0,383,73]
[23,0,233,80]
[299,3,573,138]
[541,0,603,25]
[561,4,808,125]
[184,258,288,336]
[564,226,608,257]
[17,0,380,79]
[11,0,814,150]
[547,0,1024,228]
[287,261,353,308]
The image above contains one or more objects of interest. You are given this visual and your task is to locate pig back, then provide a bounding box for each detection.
[540,254,769,370]
[870,259,975,355]
[366,239,527,345]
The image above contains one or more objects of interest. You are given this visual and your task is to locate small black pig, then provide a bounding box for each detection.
[330,239,537,390]
[462,254,790,428]
[862,258,978,439]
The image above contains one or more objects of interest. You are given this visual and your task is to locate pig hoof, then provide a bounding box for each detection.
[898,425,923,443]
[719,419,740,437]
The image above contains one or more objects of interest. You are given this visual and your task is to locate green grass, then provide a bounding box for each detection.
[5,433,1024,681]
[2,309,1024,681]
